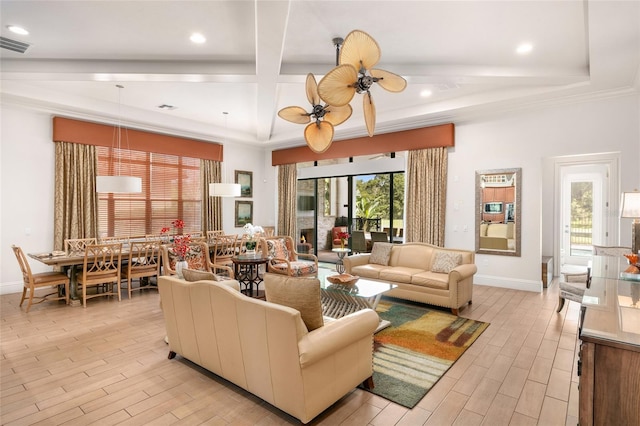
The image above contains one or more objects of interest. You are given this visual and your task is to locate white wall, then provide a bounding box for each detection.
[1,93,638,295]
[0,104,274,294]
[447,94,639,291]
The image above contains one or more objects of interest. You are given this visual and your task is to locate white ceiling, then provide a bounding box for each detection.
[1,1,638,149]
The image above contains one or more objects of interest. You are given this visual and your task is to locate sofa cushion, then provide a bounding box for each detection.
[350,263,386,279]
[431,250,463,273]
[264,273,324,331]
[411,271,450,290]
[369,242,393,265]
[379,266,423,284]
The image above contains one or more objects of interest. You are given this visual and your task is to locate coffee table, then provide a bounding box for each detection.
[317,269,396,331]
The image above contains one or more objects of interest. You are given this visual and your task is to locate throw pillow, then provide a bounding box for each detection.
[431,250,463,273]
[182,268,223,282]
[370,242,393,266]
[266,238,290,260]
[264,273,323,331]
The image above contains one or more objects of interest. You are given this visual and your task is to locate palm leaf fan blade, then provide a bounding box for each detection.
[305,73,320,106]
[277,106,311,124]
[340,30,380,71]
[304,121,334,153]
[370,69,407,92]
[324,104,352,126]
[363,92,376,137]
[317,64,358,107]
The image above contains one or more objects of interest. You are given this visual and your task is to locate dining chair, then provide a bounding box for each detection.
[261,236,318,277]
[262,226,276,237]
[592,245,631,256]
[77,242,122,307]
[161,241,234,278]
[351,230,369,254]
[12,245,70,312]
[64,237,98,255]
[100,235,130,246]
[210,234,239,268]
[122,240,161,299]
[206,230,225,243]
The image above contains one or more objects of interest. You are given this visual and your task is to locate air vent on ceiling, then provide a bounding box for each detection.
[0,36,30,54]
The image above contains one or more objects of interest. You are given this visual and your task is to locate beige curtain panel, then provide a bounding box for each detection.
[405,147,448,246]
[277,163,297,238]
[54,141,99,251]
[201,160,222,233]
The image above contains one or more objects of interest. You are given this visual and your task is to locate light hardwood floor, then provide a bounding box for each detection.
[1,276,580,425]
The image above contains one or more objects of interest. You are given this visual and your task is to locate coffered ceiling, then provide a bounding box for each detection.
[1,1,638,149]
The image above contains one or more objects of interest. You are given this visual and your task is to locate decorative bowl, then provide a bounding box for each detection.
[326,274,359,285]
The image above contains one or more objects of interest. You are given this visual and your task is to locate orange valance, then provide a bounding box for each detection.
[271,123,454,166]
[53,116,223,161]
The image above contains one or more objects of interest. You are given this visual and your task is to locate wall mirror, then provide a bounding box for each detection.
[475,168,522,256]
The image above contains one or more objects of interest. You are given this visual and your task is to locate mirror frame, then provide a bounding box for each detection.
[475,168,522,257]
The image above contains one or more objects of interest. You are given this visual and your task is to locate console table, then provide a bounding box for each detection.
[578,256,640,425]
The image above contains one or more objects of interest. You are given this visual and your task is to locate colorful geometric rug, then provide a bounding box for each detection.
[361,298,489,408]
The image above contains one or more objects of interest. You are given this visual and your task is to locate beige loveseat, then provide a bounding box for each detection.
[343,242,476,315]
[479,222,515,250]
[158,275,379,424]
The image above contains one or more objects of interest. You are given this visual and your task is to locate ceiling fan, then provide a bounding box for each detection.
[317,30,407,137]
[278,73,352,153]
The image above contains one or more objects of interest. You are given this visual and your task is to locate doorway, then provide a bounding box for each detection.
[554,155,619,273]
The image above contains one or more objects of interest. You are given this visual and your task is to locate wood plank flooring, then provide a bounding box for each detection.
[1,276,580,425]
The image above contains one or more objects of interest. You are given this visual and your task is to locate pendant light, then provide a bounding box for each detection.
[96,84,142,193]
[209,112,241,197]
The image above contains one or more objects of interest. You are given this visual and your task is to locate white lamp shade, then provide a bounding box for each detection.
[620,192,640,218]
[96,176,142,193]
[209,183,241,197]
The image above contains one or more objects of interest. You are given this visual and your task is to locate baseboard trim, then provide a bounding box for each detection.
[1,281,24,295]
[474,274,542,292]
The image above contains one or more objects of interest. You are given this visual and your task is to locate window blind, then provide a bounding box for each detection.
[97,147,201,237]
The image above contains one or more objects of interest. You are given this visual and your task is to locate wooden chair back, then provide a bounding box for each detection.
[65,238,98,254]
[78,243,122,307]
[206,230,225,243]
[211,235,239,266]
[124,241,161,298]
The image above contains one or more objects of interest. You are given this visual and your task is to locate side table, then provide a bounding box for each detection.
[332,248,351,273]
[232,254,269,299]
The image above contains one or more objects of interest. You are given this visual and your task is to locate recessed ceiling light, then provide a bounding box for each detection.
[516,43,533,55]
[7,25,29,35]
[190,33,206,44]
[420,89,433,98]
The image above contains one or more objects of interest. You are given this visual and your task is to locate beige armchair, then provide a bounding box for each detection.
[260,236,318,277]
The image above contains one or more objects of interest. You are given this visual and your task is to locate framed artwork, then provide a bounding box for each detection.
[235,200,253,227]
[235,170,253,198]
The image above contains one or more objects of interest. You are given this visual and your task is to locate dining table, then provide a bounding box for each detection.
[29,246,147,304]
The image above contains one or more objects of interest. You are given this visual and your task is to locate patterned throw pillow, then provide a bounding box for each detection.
[370,242,393,266]
[264,273,323,331]
[182,268,224,282]
[431,250,463,273]
[266,238,290,261]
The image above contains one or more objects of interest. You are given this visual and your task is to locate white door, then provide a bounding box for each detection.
[559,164,609,267]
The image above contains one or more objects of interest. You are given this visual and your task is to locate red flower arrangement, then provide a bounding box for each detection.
[172,234,191,261]
[171,219,184,229]
[337,231,350,241]
[160,227,171,234]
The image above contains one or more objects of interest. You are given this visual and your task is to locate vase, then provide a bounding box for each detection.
[340,240,345,250]
[175,260,188,279]
[245,239,257,254]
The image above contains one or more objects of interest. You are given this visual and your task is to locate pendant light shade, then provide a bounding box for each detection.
[96,84,142,194]
[209,182,240,197]
[96,176,142,193]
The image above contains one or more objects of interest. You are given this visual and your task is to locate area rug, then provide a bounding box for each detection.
[360,299,489,408]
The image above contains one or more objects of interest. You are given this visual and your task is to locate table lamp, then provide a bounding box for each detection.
[620,191,640,254]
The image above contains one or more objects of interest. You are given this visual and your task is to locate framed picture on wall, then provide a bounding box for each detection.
[235,170,253,197]
[235,200,253,227]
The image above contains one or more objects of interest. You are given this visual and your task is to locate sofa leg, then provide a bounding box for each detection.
[362,376,374,390]
[556,296,565,313]
[168,351,176,359]
[451,308,459,315]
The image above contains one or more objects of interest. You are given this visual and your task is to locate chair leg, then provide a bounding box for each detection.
[25,288,35,313]
[64,282,70,305]
[556,296,565,313]
[19,287,27,307]
[128,277,133,299]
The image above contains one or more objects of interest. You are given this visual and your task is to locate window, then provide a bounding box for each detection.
[97,147,201,237]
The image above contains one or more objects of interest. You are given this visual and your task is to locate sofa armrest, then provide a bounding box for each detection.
[449,263,477,281]
[298,309,379,368]
[343,254,371,273]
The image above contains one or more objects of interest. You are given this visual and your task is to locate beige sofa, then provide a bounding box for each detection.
[343,242,477,315]
[158,275,379,424]
[479,223,515,250]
